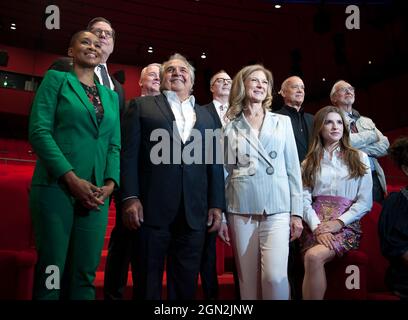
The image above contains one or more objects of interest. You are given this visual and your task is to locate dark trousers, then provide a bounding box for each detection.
[133,207,206,300]
[199,231,219,299]
[103,225,135,300]
[287,239,303,300]
[104,194,136,300]
[372,171,385,204]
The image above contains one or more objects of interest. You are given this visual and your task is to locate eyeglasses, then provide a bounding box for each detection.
[213,78,232,85]
[336,86,355,94]
[92,28,114,39]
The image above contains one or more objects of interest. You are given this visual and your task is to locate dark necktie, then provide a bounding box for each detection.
[350,120,358,133]
[99,64,111,88]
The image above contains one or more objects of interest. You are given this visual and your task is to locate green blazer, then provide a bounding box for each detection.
[29,70,120,188]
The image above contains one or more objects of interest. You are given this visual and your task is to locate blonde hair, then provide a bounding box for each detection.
[226,64,273,120]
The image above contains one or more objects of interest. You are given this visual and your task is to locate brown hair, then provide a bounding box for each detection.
[226,64,273,120]
[302,105,368,188]
[87,17,115,41]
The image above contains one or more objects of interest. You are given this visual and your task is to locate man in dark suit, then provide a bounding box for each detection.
[104,63,161,300]
[121,53,225,300]
[87,17,125,115]
[200,70,232,300]
[275,76,314,300]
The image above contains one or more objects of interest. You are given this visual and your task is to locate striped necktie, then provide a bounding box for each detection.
[99,64,111,88]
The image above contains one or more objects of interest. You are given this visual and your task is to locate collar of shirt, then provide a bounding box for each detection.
[94,63,114,90]
[163,90,195,107]
[213,99,228,110]
[322,145,342,161]
[341,108,360,122]
[284,104,304,115]
[212,100,229,126]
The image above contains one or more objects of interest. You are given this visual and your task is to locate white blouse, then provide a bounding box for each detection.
[303,148,373,231]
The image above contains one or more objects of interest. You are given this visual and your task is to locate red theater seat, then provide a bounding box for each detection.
[0,168,37,299]
[325,202,399,300]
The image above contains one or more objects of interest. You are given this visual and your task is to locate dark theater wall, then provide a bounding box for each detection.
[0,44,142,116]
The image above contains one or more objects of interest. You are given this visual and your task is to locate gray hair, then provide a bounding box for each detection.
[139,63,161,85]
[330,80,347,104]
[160,53,195,91]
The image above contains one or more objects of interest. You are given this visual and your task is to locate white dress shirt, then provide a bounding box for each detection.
[94,63,114,90]
[163,90,196,143]
[212,100,228,127]
[303,147,373,231]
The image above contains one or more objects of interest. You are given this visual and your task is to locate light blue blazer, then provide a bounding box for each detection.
[224,111,303,216]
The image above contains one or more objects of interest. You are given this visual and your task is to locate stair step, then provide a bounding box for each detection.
[94,272,236,300]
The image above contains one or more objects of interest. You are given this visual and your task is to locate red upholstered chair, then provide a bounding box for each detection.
[359,202,399,300]
[324,202,399,300]
[0,169,37,299]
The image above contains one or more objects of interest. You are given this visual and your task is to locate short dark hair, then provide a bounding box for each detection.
[388,136,408,168]
[86,17,115,41]
[69,30,93,47]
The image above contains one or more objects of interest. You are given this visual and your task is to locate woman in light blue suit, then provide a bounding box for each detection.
[218,65,303,300]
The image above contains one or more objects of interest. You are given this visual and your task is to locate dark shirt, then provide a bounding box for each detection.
[81,83,104,124]
[378,187,408,298]
[275,105,313,162]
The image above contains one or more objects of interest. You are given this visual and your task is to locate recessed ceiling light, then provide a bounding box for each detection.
[275,4,281,9]
[368,60,372,64]
[201,52,206,59]
[322,77,326,82]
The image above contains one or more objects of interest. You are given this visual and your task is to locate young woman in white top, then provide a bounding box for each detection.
[300,105,373,300]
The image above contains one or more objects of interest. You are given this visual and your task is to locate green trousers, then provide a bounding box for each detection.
[30,184,108,300]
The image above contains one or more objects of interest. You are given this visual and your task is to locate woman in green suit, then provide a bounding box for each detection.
[29,30,120,300]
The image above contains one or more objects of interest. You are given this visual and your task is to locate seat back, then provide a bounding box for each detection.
[0,169,35,250]
[359,202,390,292]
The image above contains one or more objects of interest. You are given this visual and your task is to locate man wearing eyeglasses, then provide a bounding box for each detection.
[275,76,314,300]
[86,17,127,300]
[198,70,233,300]
[330,80,389,203]
[87,17,125,115]
[205,70,232,128]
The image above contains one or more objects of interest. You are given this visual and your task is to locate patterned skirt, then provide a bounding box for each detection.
[300,195,361,257]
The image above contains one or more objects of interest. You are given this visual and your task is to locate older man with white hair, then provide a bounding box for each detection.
[330,80,389,203]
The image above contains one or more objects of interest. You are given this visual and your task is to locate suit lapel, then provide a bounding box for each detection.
[234,113,275,166]
[67,71,98,130]
[155,93,182,144]
[208,102,222,128]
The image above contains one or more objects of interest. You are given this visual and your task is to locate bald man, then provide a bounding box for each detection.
[275,76,314,163]
[274,76,314,300]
